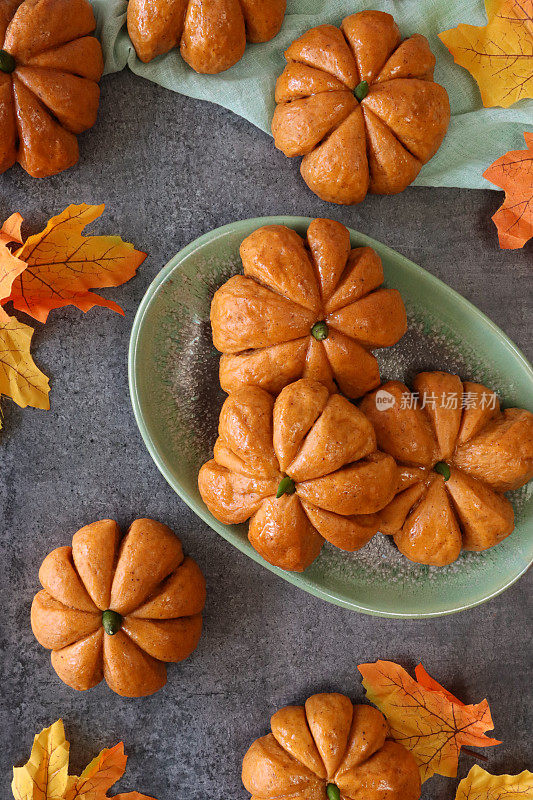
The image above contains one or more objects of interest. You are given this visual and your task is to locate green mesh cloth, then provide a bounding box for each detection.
[91,0,533,189]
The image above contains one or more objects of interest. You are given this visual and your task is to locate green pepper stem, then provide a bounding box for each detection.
[102,609,122,635]
[434,461,451,481]
[311,321,329,341]
[326,784,341,800]
[354,80,369,101]
[276,476,296,498]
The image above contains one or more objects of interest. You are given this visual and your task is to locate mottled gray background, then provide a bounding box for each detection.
[1,71,531,800]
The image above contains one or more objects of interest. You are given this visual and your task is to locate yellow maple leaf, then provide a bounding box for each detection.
[6,204,146,323]
[439,0,533,107]
[12,720,72,800]
[12,721,156,800]
[0,306,50,409]
[358,660,500,782]
[456,765,533,799]
[0,212,26,302]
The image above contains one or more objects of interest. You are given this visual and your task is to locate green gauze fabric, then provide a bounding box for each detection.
[91,0,533,190]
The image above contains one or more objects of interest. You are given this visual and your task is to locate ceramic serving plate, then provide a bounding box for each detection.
[129,217,533,618]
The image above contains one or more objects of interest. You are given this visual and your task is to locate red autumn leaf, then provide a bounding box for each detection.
[6,204,146,322]
[483,132,533,249]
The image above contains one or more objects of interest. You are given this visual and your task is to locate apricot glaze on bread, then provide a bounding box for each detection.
[0,0,104,177]
[272,10,450,204]
[211,218,407,399]
[127,0,286,73]
[360,372,533,566]
[198,378,399,571]
[242,692,421,800]
[31,518,206,697]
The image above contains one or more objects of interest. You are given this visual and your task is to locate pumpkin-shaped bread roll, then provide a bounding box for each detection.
[127,0,286,73]
[198,378,399,571]
[0,0,104,177]
[242,692,421,800]
[272,10,450,204]
[211,219,407,399]
[31,518,206,697]
[360,372,533,566]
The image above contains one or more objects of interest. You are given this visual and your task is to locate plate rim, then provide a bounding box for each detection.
[128,216,533,619]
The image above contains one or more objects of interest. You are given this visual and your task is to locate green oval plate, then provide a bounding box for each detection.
[129,217,533,618]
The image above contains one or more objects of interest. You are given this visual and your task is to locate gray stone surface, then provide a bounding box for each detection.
[1,71,531,800]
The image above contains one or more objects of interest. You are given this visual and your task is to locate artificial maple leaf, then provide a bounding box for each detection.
[358,660,500,782]
[1,212,23,244]
[112,796,156,800]
[12,720,156,800]
[456,765,533,799]
[0,213,27,302]
[439,0,533,108]
[12,719,71,800]
[0,306,50,409]
[6,204,146,323]
[483,131,533,248]
[413,663,466,705]
[65,744,127,800]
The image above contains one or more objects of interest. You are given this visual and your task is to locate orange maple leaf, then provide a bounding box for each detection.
[65,743,156,800]
[358,660,500,782]
[456,765,533,799]
[483,131,533,248]
[6,204,146,323]
[66,743,128,800]
[112,796,158,800]
[439,0,533,108]
[12,720,156,800]
[0,213,26,302]
[112,796,157,800]
[413,663,466,705]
